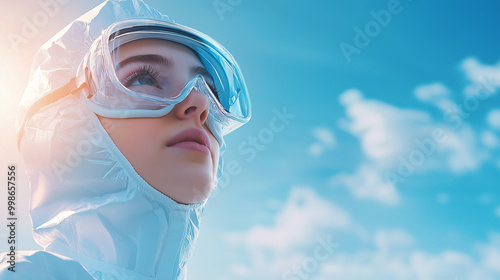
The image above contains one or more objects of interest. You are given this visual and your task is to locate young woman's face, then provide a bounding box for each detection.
[97,39,220,205]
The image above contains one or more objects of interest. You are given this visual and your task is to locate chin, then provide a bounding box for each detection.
[152,167,215,205]
[182,178,215,204]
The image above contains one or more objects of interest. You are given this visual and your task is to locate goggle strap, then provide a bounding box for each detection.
[17,70,88,151]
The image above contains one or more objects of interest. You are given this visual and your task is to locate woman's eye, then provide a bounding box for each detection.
[122,65,162,89]
[130,75,157,87]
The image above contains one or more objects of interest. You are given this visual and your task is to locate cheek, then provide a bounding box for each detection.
[99,117,166,160]
[210,138,220,175]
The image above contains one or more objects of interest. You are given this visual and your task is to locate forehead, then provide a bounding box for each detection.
[114,38,203,67]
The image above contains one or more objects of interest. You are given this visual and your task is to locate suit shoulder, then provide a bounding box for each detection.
[0,250,94,280]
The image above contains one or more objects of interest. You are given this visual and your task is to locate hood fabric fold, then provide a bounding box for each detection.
[15,1,210,279]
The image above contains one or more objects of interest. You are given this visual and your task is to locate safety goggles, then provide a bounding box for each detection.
[18,19,251,148]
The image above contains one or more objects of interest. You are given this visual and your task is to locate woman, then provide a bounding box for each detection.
[1,0,251,279]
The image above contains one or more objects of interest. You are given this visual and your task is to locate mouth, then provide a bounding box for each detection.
[167,128,211,155]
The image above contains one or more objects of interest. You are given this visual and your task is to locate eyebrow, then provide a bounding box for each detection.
[117,54,171,69]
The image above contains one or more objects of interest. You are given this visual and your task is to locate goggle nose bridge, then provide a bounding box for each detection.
[176,74,219,106]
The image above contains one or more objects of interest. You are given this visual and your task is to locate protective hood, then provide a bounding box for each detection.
[15,0,211,279]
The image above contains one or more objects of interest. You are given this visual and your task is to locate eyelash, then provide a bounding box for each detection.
[122,65,161,88]
[121,65,221,102]
[207,83,221,102]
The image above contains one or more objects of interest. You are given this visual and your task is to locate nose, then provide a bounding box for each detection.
[172,89,210,125]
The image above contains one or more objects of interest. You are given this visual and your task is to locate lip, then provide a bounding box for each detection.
[167,128,211,155]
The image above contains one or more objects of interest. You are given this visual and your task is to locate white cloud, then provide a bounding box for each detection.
[224,189,500,280]
[224,187,362,279]
[330,163,400,206]
[481,130,499,149]
[461,57,500,97]
[414,82,451,101]
[330,60,500,201]
[230,221,500,280]
[334,59,500,178]
[414,82,454,111]
[226,187,351,253]
[309,127,336,156]
[339,88,363,105]
[338,89,434,166]
[308,143,324,157]
[334,89,489,205]
[475,233,500,273]
[374,228,414,253]
[487,109,500,130]
[229,264,250,277]
[338,89,486,175]
[442,126,486,172]
[317,232,500,280]
[313,127,336,147]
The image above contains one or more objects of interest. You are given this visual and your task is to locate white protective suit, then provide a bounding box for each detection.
[0,0,222,279]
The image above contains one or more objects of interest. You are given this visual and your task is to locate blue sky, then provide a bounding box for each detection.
[1,0,500,279]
